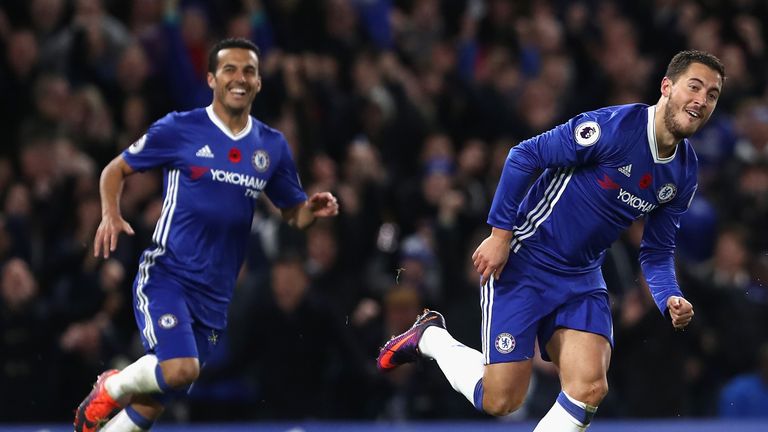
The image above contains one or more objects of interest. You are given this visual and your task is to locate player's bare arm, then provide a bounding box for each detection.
[667,296,694,329]
[281,191,339,230]
[94,155,136,258]
[472,227,514,285]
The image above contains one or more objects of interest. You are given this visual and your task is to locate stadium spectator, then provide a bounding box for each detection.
[235,252,370,419]
[0,258,59,420]
[718,343,768,417]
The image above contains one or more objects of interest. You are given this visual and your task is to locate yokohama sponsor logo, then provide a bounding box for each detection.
[617,188,657,213]
[211,169,266,190]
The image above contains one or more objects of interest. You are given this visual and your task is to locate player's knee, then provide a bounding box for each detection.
[483,391,526,417]
[162,360,200,389]
[567,379,609,407]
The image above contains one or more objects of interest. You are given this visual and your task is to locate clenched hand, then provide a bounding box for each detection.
[667,296,694,329]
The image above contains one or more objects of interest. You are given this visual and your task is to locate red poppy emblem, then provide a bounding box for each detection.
[639,173,652,189]
[229,148,242,163]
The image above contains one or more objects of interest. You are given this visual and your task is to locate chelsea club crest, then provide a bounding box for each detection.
[252,150,270,172]
[158,313,178,329]
[657,183,677,203]
[495,332,516,354]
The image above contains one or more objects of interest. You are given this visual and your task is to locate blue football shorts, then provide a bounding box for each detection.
[132,274,223,366]
[480,253,614,364]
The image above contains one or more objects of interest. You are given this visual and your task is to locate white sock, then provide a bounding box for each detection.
[418,326,485,405]
[100,410,146,432]
[534,392,595,432]
[105,355,162,401]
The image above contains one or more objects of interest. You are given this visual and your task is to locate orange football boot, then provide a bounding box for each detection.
[74,369,122,432]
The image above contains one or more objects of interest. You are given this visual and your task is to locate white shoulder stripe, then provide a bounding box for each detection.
[511,168,568,239]
[511,168,574,252]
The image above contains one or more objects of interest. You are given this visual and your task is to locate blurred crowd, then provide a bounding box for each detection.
[1,0,767,423]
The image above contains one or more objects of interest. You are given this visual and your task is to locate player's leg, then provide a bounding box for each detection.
[390,311,534,416]
[104,355,200,400]
[472,258,556,416]
[74,278,199,431]
[479,361,533,415]
[534,292,613,431]
[75,354,199,430]
[533,329,610,431]
[94,331,214,430]
[100,322,221,431]
[418,323,534,415]
[106,287,202,394]
[378,309,493,411]
[378,257,544,416]
[552,330,610,407]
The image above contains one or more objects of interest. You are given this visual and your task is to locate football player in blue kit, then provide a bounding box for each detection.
[378,50,724,431]
[74,38,339,431]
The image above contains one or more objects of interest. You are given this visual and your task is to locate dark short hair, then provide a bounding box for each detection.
[665,50,726,83]
[207,38,260,74]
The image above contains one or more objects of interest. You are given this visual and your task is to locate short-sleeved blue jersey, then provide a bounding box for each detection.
[123,106,307,328]
[488,104,697,314]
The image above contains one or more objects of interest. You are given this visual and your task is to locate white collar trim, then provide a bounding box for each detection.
[647,105,677,164]
[206,105,252,141]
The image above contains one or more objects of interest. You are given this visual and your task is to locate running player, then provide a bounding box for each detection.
[378,50,724,431]
[74,38,339,431]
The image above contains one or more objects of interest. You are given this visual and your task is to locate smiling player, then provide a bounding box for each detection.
[378,50,724,431]
[74,38,339,432]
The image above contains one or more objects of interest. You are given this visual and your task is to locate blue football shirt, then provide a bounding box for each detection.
[122,106,307,328]
[488,104,698,313]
